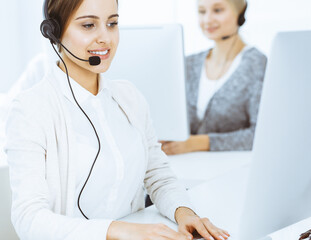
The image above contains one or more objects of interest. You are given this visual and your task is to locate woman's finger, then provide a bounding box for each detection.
[178,226,194,240]
[157,224,189,240]
[202,218,229,240]
[192,219,213,240]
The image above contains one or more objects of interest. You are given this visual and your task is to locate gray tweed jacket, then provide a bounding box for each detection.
[186,47,267,151]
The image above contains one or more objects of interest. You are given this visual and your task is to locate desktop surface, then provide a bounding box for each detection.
[269,217,311,240]
[168,151,251,189]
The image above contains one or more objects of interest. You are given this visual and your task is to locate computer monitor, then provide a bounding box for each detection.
[238,31,311,240]
[104,24,189,141]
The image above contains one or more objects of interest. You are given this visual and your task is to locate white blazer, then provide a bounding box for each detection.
[5,65,192,240]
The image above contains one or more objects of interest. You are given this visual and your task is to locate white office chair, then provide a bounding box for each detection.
[0,167,19,239]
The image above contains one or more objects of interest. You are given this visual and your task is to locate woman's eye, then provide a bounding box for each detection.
[198,9,206,15]
[82,23,95,29]
[107,22,118,28]
[214,8,223,13]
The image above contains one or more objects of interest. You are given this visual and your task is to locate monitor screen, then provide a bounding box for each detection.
[104,24,189,141]
[239,31,311,239]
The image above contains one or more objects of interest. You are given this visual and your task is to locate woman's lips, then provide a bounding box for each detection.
[88,49,111,60]
[207,27,218,33]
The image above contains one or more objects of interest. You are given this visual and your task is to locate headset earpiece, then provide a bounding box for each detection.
[40,18,61,44]
[238,13,245,26]
[237,3,248,27]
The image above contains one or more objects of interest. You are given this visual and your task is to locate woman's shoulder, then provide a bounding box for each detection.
[14,78,48,102]
[11,78,57,117]
[242,46,267,65]
[185,49,210,80]
[186,49,210,65]
[239,46,268,79]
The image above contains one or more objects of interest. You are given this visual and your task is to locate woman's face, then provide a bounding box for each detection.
[61,0,119,74]
[198,0,239,41]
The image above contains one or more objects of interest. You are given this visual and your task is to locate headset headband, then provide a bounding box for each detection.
[43,0,49,19]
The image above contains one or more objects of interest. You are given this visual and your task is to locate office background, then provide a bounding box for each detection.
[0,0,310,93]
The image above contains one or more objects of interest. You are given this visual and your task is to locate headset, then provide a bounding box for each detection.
[222,2,248,40]
[40,0,101,65]
[237,2,247,27]
[40,0,102,220]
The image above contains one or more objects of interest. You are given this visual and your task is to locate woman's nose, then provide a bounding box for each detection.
[203,12,213,24]
[96,26,111,45]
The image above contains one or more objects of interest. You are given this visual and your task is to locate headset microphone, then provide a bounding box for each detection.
[58,41,101,66]
[221,35,233,41]
[221,32,237,41]
[89,56,101,66]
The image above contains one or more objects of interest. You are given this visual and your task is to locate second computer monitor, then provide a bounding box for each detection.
[105,24,189,141]
[239,30,311,240]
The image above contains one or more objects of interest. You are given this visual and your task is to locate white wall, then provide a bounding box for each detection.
[0,0,43,92]
[119,0,311,55]
[243,0,311,55]
[1,0,311,92]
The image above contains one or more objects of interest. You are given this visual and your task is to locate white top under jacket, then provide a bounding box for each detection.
[5,63,192,240]
[196,46,251,120]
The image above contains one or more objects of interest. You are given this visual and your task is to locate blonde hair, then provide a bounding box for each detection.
[227,0,246,15]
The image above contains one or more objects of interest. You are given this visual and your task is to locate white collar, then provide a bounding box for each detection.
[51,62,111,104]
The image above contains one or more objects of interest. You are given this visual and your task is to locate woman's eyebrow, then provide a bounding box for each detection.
[212,3,224,7]
[75,15,99,20]
[75,14,119,21]
[108,14,119,19]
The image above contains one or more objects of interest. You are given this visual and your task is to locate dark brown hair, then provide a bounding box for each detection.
[48,0,119,39]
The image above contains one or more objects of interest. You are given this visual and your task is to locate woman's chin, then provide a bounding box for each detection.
[89,64,111,74]
[203,31,218,41]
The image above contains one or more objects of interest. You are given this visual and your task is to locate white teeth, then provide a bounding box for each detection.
[89,50,108,55]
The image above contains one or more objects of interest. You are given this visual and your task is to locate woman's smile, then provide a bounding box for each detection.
[88,48,111,60]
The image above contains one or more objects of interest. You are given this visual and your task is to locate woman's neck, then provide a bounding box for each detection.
[210,35,246,64]
[58,55,99,96]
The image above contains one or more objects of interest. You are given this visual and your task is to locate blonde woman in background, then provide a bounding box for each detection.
[162,0,267,155]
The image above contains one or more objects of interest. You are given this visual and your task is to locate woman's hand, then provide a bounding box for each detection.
[160,135,210,155]
[107,221,191,240]
[175,207,230,240]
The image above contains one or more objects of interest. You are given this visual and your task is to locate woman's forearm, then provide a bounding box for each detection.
[190,134,210,151]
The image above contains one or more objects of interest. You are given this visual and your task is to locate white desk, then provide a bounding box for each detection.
[169,151,251,189]
[269,217,311,240]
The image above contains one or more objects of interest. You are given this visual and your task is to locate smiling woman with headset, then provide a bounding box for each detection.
[161,0,267,155]
[4,0,230,239]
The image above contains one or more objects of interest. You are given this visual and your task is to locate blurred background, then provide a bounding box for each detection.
[0,0,310,93]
